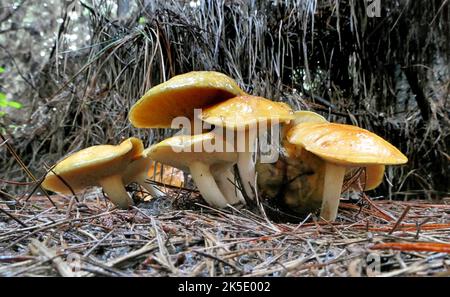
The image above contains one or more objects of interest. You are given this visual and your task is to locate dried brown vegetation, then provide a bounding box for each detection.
[0,0,448,198]
[0,192,449,276]
[0,0,449,277]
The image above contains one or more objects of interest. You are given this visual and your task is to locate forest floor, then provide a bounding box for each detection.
[0,188,449,277]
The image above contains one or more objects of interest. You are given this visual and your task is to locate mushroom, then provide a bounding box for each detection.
[287,122,408,221]
[211,163,244,205]
[290,110,328,125]
[200,95,294,200]
[122,148,165,198]
[345,165,386,192]
[146,132,242,208]
[128,71,245,129]
[42,137,147,209]
[283,111,385,195]
[282,110,329,155]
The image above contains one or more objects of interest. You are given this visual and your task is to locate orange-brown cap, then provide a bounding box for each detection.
[287,123,408,166]
[129,71,245,128]
[200,95,294,129]
[42,137,143,193]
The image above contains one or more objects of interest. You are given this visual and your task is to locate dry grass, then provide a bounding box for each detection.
[1,188,449,277]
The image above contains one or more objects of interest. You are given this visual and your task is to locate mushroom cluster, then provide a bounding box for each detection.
[129,71,294,207]
[42,71,407,222]
[257,111,408,221]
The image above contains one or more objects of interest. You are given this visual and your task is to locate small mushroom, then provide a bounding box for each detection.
[287,122,408,221]
[200,95,294,200]
[146,132,241,208]
[283,111,384,194]
[42,137,144,209]
[129,71,245,129]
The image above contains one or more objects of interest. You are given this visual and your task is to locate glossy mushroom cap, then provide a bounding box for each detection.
[129,71,245,128]
[42,137,143,193]
[200,95,294,200]
[200,94,294,129]
[146,132,238,171]
[291,110,328,126]
[287,122,408,166]
[282,110,329,154]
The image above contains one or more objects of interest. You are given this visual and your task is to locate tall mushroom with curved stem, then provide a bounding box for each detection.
[146,132,243,208]
[200,95,294,200]
[42,137,145,209]
[287,122,408,221]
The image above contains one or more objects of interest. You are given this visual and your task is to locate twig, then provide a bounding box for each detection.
[0,208,27,227]
[28,239,76,277]
[388,205,412,234]
[370,242,450,254]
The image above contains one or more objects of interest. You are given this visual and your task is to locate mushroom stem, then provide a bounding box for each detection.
[98,175,134,209]
[213,164,245,205]
[189,161,229,208]
[124,158,164,198]
[237,131,257,200]
[320,162,346,221]
[133,174,165,197]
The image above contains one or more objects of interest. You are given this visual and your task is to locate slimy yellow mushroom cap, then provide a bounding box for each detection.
[200,95,294,129]
[287,122,408,166]
[42,137,143,194]
[129,71,245,128]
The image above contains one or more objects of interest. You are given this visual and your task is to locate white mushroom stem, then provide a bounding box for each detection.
[189,161,229,208]
[132,173,165,197]
[319,162,346,221]
[98,175,134,209]
[213,164,245,205]
[237,130,257,200]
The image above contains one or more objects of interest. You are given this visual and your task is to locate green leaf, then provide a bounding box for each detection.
[138,17,147,24]
[0,111,5,117]
[0,93,6,107]
[7,100,22,109]
[0,67,5,74]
